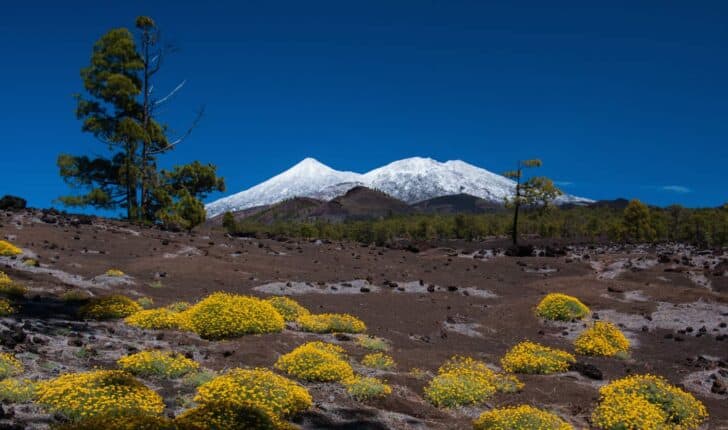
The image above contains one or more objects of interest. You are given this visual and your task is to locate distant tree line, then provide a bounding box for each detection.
[223,199,728,247]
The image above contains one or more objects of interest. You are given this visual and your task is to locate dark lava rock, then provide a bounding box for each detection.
[505,245,534,257]
[570,362,603,380]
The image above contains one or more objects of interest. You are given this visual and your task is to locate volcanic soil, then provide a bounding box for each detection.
[0,209,726,429]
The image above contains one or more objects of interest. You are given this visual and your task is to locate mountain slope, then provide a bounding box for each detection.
[206,157,592,218]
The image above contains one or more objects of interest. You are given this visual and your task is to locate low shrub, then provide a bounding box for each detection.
[176,401,279,430]
[361,352,395,370]
[473,405,573,430]
[535,293,590,321]
[345,376,392,401]
[61,290,92,302]
[591,374,708,430]
[35,370,164,421]
[275,342,355,382]
[424,356,522,408]
[500,341,575,374]
[182,369,217,388]
[167,301,192,312]
[79,295,143,320]
[138,297,155,309]
[0,272,27,297]
[0,353,24,379]
[105,269,125,277]
[297,313,366,334]
[574,322,630,357]
[0,378,37,403]
[0,240,22,256]
[125,308,186,330]
[0,272,11,286]
[266,296,310,322]
[194,368,312,419]
[0,298,14,316]
[23,258,39,267]
[117,350,199,378]
[181,293,284,339]
[356,335,389,351]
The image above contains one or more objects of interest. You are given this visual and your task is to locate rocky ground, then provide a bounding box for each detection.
[0,208,726,429]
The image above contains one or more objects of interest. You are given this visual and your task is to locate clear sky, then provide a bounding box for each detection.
[1,1,726,213]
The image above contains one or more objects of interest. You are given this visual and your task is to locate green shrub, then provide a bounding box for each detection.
[0,378,37,403]
[79,295,143,320]
[361,352,396,370]
[181,293,284,339]
[266,296,310,322]
[345,377,392,401]
[117,350,199,378]
[297,313,366,334]
[356,335,389,351]
[535,293,589,321]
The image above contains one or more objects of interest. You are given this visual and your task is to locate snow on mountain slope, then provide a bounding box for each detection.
[205,158,360,217]
[205,157,592,218]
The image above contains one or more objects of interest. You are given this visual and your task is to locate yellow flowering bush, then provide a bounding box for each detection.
[79,295,143,320]
[0,353,24,379]
[22,258,39,267]
[0,272,27,297]
[176,401,279,430]
[356,335,389,351]
[194,368,312,419]
[53,414,199,430]
[361,352,396,370]
[105,269,125,277]
[501,341,575,374]
[117,350,199,378]
[125,308,186,330]
[181,292,284,339]
[0,240,22,256]
[424,356,523,408]
[297,313,366,334]
[535,293,590,321]
[35,370,164,421]
[266,296,310,322]
[0,298,14,316]
[275,341,355,382]
[345,376,392,401]
[0,378,37,403]
[592,374,708,430]
[574,322,630,357]
[167,301,192,312]
[473,405,573,430]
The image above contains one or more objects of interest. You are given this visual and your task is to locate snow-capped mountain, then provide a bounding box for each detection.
[205,157,592,218]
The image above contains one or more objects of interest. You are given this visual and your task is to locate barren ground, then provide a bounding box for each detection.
[1,209,726,429]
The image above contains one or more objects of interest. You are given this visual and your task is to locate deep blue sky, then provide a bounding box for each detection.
[1,1,727,213]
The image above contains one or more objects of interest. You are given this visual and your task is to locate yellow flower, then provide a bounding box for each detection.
[424,355,522,408]
[0,353,24,379]
[297,313,366,334]
[501,341,575,374]
[0,240,22,257]
[361,352,396,370]
[117,350,199,378]
[592,374,708,430]
[181,292,284,339]
[474,404,573,430]
[266,296,310,322]
[574,322,630,357]
[535,293,590,321]
[105,269,125,277]
[35,370,164,421]
[345,376,392,401]
[79,295,142,320]
[124,308,185,330]
[275,342,354,382]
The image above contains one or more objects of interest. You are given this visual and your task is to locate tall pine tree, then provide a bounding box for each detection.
[58,16,223,229]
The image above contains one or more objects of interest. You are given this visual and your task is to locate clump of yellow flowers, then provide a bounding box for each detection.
[297,313,367,334]
[0,298,14,316]
[54,414,188,430]
[266,296,310,322]
[0,240,22,257]
[535,293,590,321]
[105,269,125,277]
[501,341,575,374]
[424,355,523,408]
[79,295,143,320]
[0,378,37,403]
[361,352,396,370]
[275,341,355,382]
[125,308,186,330]
[345,376,392,401]
[176,400,280,430]
[117,350,199,379]
[356,335,389,351]
[592,374,708,430]
[181,292,284,339]
[0,271,27,297]
[0,353,24,379]
[193,368,312,425]
[35,370,164,421]
[473,404,573,430]
[574,322,629,357]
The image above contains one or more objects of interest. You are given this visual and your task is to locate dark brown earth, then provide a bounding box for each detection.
[1,209,726,429]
